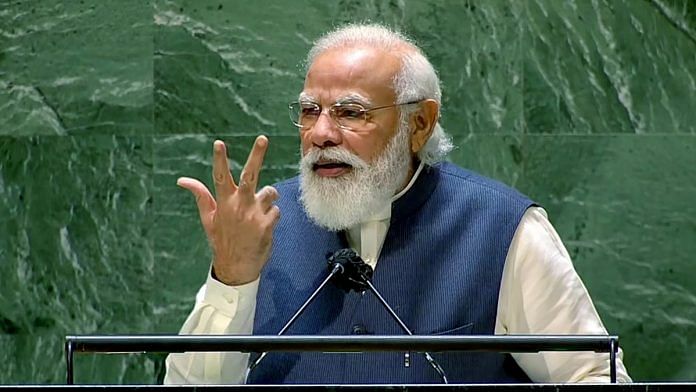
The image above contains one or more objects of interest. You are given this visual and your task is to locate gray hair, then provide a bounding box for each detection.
[306,24,453,164]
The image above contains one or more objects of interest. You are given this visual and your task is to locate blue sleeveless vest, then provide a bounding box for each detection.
[247,163,535,384]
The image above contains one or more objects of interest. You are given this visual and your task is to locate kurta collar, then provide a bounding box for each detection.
[345,161,431,267]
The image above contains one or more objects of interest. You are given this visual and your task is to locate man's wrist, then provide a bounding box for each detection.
[211,264,259,286]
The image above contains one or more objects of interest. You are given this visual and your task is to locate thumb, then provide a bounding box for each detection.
[177,177,216,235]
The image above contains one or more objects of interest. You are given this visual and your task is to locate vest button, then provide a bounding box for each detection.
[351,324,369,335]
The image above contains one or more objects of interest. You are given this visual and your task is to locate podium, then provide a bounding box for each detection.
[67,334,621,383]
[27,334,687,390]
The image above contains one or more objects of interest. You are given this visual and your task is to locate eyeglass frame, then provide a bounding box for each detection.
[288,99,424,131]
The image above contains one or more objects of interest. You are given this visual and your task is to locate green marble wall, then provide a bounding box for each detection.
[1,0,694,384]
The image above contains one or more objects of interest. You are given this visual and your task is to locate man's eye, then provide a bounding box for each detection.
[336,106,364,119]
[301,105,321,117]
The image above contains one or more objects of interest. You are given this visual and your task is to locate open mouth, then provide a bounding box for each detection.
[313,161,351,170]
[312,160,352,177]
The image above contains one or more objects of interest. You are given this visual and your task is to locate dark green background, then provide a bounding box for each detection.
[1,0,695,384]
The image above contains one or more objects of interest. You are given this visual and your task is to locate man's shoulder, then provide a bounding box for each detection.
[434,162,533,206]
[272,176,300,192]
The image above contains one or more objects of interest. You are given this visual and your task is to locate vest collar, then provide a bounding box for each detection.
[390,162,440,224]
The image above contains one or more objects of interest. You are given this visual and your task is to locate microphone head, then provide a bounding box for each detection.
[326,248,373,293]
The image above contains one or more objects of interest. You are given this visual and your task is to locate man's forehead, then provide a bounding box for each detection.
[306,46,400,76]
[301,46,400,104]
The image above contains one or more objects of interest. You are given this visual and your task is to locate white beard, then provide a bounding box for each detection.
[299,124,412,231]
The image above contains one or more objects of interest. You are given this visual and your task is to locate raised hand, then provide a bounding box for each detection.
[176,136,280,286]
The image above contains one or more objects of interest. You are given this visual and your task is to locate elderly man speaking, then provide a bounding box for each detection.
[164,24,630,384]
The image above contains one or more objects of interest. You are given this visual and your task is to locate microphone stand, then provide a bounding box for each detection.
[244,262,344,382]
[361,277,449,384]
[245,249,449,384]
[332,248,449,384]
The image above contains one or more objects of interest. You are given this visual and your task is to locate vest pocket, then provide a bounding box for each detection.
[430,322,474,336]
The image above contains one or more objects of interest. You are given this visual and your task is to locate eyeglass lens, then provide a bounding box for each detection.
[290,102,368,130]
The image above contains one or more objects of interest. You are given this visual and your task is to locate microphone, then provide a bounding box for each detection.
[244,260,345,382]
[329,248,449,384]
[326,248,372,292]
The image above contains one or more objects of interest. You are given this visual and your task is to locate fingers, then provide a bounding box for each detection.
[239,136,269,195]
[179,137,279,285]
[267,205,281,228]
[212,140,237,199]
[257,186,279,213]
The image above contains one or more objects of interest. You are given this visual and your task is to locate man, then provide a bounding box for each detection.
[165,24,630,384]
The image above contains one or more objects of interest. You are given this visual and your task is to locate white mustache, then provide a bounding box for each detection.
[301,147,369,172]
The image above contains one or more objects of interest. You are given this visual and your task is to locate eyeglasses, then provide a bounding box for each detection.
[288,100,422,131]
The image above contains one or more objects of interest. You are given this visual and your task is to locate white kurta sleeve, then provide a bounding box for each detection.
[163,271,259,384]
[495,207,631,383]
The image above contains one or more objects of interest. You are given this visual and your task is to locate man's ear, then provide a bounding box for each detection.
[409,99,439,155]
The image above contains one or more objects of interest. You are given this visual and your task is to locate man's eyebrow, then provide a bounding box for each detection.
[297,92,373,106]
[298,92,317,102]
[335,93,372,106]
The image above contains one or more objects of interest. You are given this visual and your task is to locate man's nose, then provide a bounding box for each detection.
[309,111,342,148]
